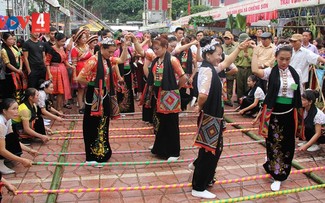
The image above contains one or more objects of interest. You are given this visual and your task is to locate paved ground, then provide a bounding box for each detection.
[3,103,325,203]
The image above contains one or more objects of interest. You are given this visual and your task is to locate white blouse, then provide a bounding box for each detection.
[304,108,325,125]
[262,67,303,98]
[198,64,223,95]
[252,86,265,100]
[37,90,48,109]
[0,114,12,138]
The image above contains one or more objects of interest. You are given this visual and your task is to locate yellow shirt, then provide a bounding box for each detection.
[253,43,276,67]
[12,103,37,123]
[1,46,20,67]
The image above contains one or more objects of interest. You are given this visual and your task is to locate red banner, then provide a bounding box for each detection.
[148,0,168,11]
[31,13,50,33]
[246,10,278,23]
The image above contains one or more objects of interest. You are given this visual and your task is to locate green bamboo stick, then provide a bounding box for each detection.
[203,184,325,203]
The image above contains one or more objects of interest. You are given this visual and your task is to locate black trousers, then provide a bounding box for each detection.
[28,68,46,88]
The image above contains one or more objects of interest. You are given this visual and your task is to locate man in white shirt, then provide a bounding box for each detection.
[174,27,184,48]
[302,31,319,54]
[289,34,325,87]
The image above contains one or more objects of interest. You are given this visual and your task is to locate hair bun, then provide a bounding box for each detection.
[200,36,211,48]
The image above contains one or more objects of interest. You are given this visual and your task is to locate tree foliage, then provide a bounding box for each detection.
[188,15,214,25]
[226,14,247,32]
[172,0,188,20]
[189,5,211,15]
[74,0,143,23]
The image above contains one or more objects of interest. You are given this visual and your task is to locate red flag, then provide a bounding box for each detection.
[188,0,191,15]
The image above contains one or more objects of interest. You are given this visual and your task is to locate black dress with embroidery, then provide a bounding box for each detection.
[117,48,135,113]
[145,52,181,159]
[192,61,224,191]
[262,66,301,181]
[82,54,115,162]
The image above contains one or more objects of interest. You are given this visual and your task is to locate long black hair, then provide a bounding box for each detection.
[0,98,16,114]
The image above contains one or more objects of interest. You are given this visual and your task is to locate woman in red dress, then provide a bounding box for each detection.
[45,33,72,112]
[71,29,93,113]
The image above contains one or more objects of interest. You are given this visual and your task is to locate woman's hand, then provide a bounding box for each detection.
[28,149,38,157]
[48,73,53,80]
[56,116,63,122]
[237,39,250,50]
[249,40,256,48]
[126,33,136,42]
[297,145,308,151]
[41,135,50,143]
[17,69,24,76]
[238,110,245,115]
[5,183,17,196]
[194,106,201,113]
[21,158,33,167]
[57,112,64,117]
[45,127,53,135]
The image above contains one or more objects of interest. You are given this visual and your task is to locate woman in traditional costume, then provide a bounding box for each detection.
[236,74,265,117]
[71,29,93,114]
[177,36,197,111]
[114,37,135,113]
[12,88,49,145]
[1,32,26,101]
[45,33,72,112]
[191,37,248,199]
[37,80,64,122]
[87,35,98,55]
[297,89,325,152]
[0,98,37,174]
[252,45,303,191]
[77,38,127,165]
[132,34,187,161]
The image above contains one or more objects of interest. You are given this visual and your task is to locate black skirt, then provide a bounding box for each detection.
[192,117,224,191]
[0,132,22,159]
[151,112,180,158]
[263,103,295,181]
[83,85,112,162]
[117,70,135,113]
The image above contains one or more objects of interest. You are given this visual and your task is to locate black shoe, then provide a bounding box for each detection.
[63,104,72,109]
[224,101,233,107]
[21,138,32,146]
[208,177,217,187]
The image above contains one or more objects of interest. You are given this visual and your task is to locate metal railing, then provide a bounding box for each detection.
[66,0,113,31]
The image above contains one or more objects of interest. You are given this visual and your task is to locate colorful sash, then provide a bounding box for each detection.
[295,108,305,140]
[156,89,181,114]
[139,84,153,108]
[109,94,120,119]
[90,79,104,117]
[258,104,273,138]
[194,111,222,154]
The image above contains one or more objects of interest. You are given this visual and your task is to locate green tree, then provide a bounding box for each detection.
[187,5,211,15]
[172,0,188,20]
[74,0,143,23]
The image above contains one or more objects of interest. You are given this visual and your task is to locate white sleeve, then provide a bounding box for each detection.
[0,124,6,138]
[198,68,212,95]
[254,87,265,100]
[37,91,46,108]
[314,109,325,125]
[307,50,320,65]
[261,67,272,80]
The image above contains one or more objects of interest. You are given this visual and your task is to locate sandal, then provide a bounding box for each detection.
[63,104,72,109]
